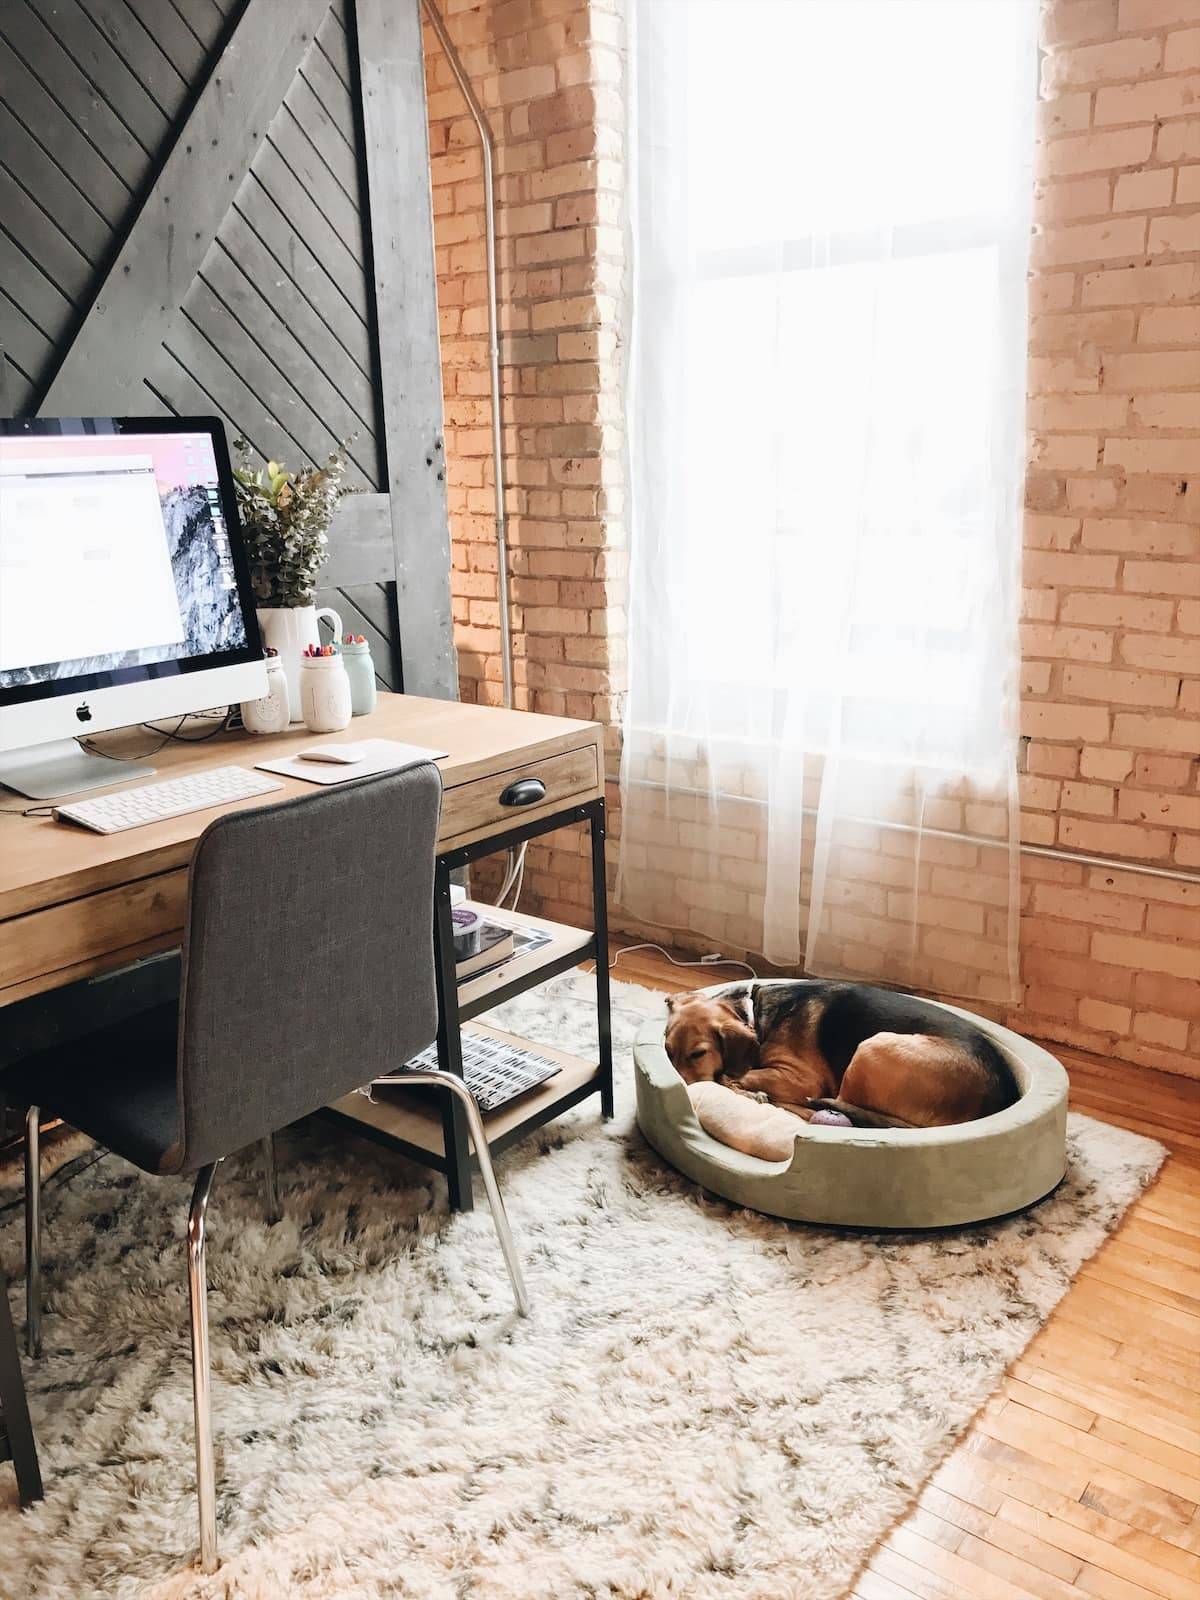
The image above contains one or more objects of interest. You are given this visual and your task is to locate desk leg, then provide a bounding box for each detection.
[590,799,614,1120]
[433,860,474,1212]
[0,1266,42,1506]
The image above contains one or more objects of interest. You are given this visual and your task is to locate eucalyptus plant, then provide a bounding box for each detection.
[232,437,355,608]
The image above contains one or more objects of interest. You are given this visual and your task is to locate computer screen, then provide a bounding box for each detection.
[0,423,252,692]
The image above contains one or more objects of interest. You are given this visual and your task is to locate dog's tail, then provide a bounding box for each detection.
[807,1098,919,1131]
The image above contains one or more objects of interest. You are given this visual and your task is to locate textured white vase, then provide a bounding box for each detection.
[256,604,342,722]
[241,656,291,735]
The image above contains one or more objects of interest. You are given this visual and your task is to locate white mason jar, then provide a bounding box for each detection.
[241,654,290,735]
[256,604,343,722]
[299,652,353,733]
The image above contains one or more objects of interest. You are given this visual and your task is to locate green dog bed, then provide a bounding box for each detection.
[634,982,1069,1229]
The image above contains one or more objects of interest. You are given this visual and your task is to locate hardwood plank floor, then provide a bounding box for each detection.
[607,940,1200,1600]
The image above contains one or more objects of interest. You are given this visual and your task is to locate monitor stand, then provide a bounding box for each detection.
[0,740,156,801]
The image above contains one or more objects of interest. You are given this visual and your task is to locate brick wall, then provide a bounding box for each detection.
[423,0,626,923]
[1019,0,1200,1076]
[426,0,1199,1078]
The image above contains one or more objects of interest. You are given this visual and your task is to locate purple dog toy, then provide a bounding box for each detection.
[810,1108,852,1127]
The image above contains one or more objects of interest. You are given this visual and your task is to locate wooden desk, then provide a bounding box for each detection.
[0,692,613,1208]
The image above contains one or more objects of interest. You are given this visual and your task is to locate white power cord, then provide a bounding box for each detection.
[582,941,758,980]
[494,843,527,910]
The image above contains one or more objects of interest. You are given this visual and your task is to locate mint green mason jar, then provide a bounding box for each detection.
[340,638,378,716]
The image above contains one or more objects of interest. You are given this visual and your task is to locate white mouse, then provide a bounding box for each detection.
[298,744,367,765]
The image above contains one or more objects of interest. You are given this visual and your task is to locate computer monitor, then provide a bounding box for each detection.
[0,418,267,799]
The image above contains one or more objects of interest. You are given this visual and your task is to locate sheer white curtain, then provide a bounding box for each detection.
[618,0,1037,1003]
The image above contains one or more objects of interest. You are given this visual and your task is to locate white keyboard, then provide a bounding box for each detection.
[54,766,285,834]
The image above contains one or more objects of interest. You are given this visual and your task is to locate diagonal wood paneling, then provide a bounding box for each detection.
[151,8,383,487]
[1,0,453,696]
[0,0,230,413]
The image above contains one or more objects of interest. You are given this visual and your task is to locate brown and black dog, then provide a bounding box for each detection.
[664,980,1017,1129]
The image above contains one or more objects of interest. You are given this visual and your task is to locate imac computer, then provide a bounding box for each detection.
[0,417,267,799]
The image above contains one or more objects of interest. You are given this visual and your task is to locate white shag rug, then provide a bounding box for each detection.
[0,975,1165,1600]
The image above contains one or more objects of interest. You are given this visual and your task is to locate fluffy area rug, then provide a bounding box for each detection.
[0,974,1165,1600]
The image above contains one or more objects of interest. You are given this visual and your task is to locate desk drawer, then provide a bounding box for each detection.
[441,744,600,845]
[0,869,188,995]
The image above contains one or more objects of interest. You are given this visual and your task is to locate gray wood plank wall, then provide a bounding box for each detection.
[0,0,455,698]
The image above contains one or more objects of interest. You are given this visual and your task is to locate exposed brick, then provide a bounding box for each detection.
[1031,883,1146,930]
[1060,592,1176,629]
[1148,212,1200,257]
[1122,560,1200,597]
[436,0,1200,1082]
[1059,816,1172,858]
[1021,623,1113,661]
[1118,633,1200,671]
[1094,73,1200,126]
[1119,0,1200,29]
[1111,711,1198,749]
[1043,1,1119,48]
[1165,28,1200,71]
[1157,117,1200,163]
[1025,550,1121,589]
[1104,437,1200,473]
[1113,168,1176,211]
[1080,746,1133,780]
[1021,701,1112,742]
[1092,930,1200,981]
[1078,998,1133,1034]
[1119,789,1200,830]
[1047,34,1162,89]
[1040,126,1155,177]
[1036,216,1146,267]
[1080,263,1199,305]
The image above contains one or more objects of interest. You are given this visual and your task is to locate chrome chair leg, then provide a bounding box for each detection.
[24,1106,41,1359]
[374,1070,530,1317]
[261,1134,280,1224]
[187,1161,220,1574]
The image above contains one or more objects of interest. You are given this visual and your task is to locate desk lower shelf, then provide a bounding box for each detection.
[328,1023,602,1168]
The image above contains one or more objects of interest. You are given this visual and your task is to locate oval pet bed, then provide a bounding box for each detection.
[634,982,1069,1228]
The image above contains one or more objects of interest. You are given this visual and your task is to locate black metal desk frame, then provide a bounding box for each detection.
[0,1265,41,1507]
[349,796,613,1211]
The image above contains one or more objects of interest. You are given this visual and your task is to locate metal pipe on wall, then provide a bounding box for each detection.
[625,777,1200,887]
[421,0,513,710]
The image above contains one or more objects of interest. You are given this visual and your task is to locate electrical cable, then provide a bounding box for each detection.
[494,842,527,909]
[1,711,237,816]
[142,708,233,743]
[586,942,759,980]
[0,1145,106,1220]
[78,716,189,763]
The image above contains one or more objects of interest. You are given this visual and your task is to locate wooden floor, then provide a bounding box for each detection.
[610,942,1200,1600]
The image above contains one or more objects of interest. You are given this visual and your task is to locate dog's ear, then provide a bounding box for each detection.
[715,1004,759,1077]
[719,992,754,1028]
[666,991,695,1014]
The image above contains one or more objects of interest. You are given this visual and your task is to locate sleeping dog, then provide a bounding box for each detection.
[664,980,1017,1129]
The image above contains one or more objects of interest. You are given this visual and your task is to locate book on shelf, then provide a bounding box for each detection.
[453,908,554,983]
[456,920,515,978]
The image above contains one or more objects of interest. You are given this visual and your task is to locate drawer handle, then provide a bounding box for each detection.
[500,777,546,808]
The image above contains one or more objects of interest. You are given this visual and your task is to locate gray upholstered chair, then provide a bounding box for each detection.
[10,766,528,1572]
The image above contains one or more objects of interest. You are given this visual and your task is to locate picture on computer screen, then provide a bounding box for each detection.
[0,430,248,689]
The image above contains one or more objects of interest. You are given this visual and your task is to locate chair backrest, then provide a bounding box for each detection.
[170,764,442,1173]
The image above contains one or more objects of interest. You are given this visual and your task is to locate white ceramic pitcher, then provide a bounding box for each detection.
[255,604,342,722]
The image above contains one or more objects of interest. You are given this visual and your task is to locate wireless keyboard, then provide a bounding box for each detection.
[54,766,285,834]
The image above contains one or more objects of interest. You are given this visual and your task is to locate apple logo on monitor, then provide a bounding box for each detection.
[75,702,92,723]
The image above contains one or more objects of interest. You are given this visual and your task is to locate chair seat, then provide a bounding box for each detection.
[7,1002,183,1175]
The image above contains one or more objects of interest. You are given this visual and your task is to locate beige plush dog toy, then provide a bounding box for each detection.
[687,1080,809,1161]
